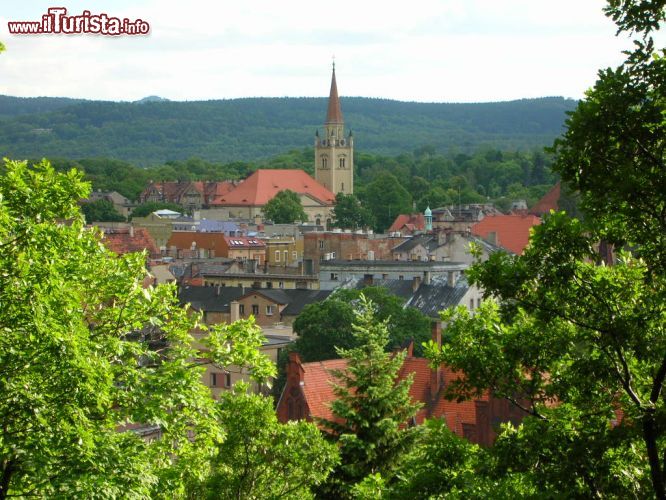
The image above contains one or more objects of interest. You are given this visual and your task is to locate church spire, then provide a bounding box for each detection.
[325,62,343,124]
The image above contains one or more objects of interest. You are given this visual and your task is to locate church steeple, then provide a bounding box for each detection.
[326,63,343,124]
[314,63,354,196]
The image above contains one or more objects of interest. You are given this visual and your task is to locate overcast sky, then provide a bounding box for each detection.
[0,0,656,103]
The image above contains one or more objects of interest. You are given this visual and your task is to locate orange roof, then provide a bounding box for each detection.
[167,231,228,251]
[471,214,541,254]
[102,227,159,258]
[326,65,343,124]
[214,169,335,206]
[388,213,425,234]
[530,182,561,217]
[209,181,237,205]
[298,356,481,431]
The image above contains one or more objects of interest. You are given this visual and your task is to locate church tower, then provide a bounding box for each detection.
[315,63,353,195]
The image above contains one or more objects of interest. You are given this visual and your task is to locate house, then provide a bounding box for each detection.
[84,190,134,217]
[471,213,542,255]
[432,204,502,232]
[166,232,267,263]
[392,231,502,264]
[277,323,525,446]
[387,213,426,235]
[101,226,160,259]
[303,230,407,274]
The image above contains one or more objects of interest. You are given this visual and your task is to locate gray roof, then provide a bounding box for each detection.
[334,275,471,319]
[392,235,438,253]
[178,286,245,312]
[405,275,470,318]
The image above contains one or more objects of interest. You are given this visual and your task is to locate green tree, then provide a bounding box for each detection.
[0,159,274,498]
[81,198,126,222]
[317,296,421,497]
[261,189,308,224]
[191,388,338,499]
[361,172,412,233]
[130,201,184,218]
[332,192,375,230]
[426,2,666,496]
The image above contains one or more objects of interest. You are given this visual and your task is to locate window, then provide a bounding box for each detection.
[225,372,231,388]
[341,182,344,192]
[469,298,474,310]
[210,372,218,387]
[477,298,482,308]
[399,275,404,280]
[239,304,245,316]
[266,282,273,288]
[275,250,280,262]
[319,240,324,250]
[266,305,274,316]
[339,157,345,168]
[279,281,284,289]
[321,156,328,169]
[330,273,339,281]
[252,304,259,316]
[292,251,297,260]
[283,250,288,262]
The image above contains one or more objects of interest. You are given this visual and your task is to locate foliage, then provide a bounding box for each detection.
[360,171,413,232]
[422,3,666,497]
[190,388,338,499]
[130,201,185,218]
[292,286,431,362]
[261,189,308,223]
[317,296,421,497]
[81,198,125,222]
[0,96,577,165]
[0,159,272,498]
[332,192,375,230]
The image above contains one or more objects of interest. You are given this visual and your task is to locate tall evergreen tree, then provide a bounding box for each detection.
[317,295,421,497]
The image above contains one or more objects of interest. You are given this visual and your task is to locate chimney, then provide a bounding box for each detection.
[129,225,134,238]
[486,231,497,246]
[430,321,443,400]
[288,352,305,385]
[424,270,431,285]
[230,300,240,322]
[412,275,421,292]
[447,271,458,287]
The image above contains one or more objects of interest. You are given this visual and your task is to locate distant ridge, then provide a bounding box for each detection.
[0,95,577,165]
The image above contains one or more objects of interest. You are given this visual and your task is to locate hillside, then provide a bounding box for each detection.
[0,96,576,165]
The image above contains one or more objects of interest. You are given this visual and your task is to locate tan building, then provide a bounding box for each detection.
[314,63,354,196]
[265,235,304,268]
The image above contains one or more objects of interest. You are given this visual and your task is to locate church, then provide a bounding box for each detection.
[148,65,354,224]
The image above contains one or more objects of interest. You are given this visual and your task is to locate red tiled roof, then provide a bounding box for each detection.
[471,214,541,255]
[102,227,159,258]
[299,356,481,431]
[214,169,335,206]
[167,231,228,251]
[388,214,425,234]
[301,359,349,421]
[208,181,237,205]
[530,182,561,217]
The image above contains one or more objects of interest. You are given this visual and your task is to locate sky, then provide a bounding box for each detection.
[0,0,656,103]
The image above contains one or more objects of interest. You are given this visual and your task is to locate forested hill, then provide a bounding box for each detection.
[0,95,576,165]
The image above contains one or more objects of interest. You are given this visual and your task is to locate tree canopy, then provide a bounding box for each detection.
[316,296,421,497]
[81,198,126,222]
[0,159,275,498]
[425,2,666,497]
[261,189,308,223]
[331,192,375,230]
